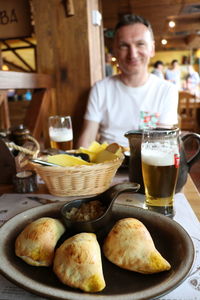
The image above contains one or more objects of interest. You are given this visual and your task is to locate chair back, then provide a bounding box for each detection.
[178,91,198,132]
[0,71,53,145]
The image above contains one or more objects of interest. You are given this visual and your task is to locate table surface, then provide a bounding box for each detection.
[182,175,200,220]
[0,173,200,300]
[0,173,199,219]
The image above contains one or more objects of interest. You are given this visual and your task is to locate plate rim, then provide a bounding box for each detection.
[0,203,195,300]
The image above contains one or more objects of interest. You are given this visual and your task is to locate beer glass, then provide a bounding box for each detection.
[48,115,73,151]
[141,128,180,217]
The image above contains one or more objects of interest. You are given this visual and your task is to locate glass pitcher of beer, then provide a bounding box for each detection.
[141,127,180,217]
[48,115,73,151]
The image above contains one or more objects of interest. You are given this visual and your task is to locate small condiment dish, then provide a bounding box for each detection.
[60,182,140,233]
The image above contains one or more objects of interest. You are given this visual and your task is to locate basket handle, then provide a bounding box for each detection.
[5,135,40,158]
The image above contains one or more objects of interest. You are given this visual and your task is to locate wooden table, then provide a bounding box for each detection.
[0,174,199,220]
[183,175,200,220]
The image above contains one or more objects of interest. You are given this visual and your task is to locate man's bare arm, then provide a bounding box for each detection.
[77,119,100,148]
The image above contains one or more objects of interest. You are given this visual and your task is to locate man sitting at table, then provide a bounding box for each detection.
[77,14,178,149]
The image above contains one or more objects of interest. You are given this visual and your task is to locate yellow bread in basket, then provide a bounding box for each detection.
[77,141,109,162]
[88,141,108,153]
[29,142,124,197]
[47,154,92,166]
[94,143,122,163]
[77,148,97,162]
[47,142,122,166]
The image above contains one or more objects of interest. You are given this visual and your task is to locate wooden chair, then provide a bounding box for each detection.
[0,90,10,129]
[178,91,198,132]
[0,71,53,145]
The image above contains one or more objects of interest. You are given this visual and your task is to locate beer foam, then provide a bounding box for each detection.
[141,149,176,166]
[49,128,73,142]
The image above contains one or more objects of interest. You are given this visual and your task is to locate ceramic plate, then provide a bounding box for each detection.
[0,203,195,300]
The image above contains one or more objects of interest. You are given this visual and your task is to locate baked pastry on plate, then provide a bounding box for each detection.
[53,232,106,292]
[15,217,65,266]
[103,218,171,274]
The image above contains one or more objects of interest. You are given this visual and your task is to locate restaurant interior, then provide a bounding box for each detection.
[0,1,200,300]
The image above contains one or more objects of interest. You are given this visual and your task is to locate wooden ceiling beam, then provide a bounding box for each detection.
[171,22,200,32]
[160,19,200,39]
[168,12,200,20]
[185,34,200,46]
[156,35,200,50]
[132,0,200,8]
[101,0,200,50]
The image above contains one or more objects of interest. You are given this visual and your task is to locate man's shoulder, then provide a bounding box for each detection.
[149,74,178,92]
[149,73,173,85]
[94,75,119,87]
[149,73,164,83]
[90,75,120,97]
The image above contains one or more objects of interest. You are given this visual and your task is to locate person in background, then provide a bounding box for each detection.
[165,59,181,89]
[182,64,200,97]
[77,14,178,148]
[151,60,164,79]
[105,52,114,77]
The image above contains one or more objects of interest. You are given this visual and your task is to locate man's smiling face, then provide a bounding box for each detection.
[114,23,155,76]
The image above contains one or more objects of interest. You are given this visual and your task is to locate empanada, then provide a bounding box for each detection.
[53,232,106,292]
[15,217,65,266]
[103,218,171,274]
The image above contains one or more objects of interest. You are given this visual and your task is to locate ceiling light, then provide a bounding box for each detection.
[2,64,9,71]
[169,20,176,28]
[161,39,168,45]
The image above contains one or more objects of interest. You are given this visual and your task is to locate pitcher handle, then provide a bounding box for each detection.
[181,132,200,170]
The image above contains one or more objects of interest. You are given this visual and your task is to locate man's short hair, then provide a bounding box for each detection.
[171,59,178,65]
[154,60,164,68]
[114,14,154,40]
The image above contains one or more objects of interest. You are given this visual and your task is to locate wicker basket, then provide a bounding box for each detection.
[29,155,124,197]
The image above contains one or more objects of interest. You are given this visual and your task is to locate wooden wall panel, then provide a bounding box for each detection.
[87,0,105,82]
[32,0,104,145]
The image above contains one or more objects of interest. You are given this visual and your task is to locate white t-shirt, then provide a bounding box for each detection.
[84,74,178,147]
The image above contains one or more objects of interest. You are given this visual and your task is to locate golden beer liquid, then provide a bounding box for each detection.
[50,139,73,151]
[142,161,178,212]
[49,126,73,151]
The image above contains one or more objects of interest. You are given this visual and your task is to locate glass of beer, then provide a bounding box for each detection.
[141,127,180,217]
[48,115,73,151]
